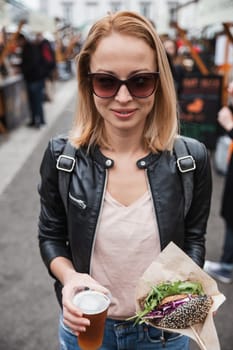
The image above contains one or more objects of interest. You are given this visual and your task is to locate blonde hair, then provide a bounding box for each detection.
[69,11,178,152]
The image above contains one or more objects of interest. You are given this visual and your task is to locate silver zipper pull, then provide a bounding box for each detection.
[76,199,87,209]
[69,193,87,209]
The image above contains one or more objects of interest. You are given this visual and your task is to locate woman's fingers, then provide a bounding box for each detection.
[63,305,90,333]
[63,317,89,333]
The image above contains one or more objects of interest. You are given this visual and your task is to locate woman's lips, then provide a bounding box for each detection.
[112,109,137,118]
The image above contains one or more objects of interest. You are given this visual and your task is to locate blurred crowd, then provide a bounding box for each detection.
[1,18,232,90]
[0,23,83,82]
[0,22,83,129]
[0,18,232,131]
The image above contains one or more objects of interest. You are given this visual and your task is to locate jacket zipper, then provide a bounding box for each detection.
[69,192,87,209]
[89,169,108,274]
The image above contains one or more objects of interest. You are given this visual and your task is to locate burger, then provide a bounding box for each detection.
[135,280,213,329]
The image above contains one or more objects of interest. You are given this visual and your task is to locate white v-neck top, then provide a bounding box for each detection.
[90,191,161,319]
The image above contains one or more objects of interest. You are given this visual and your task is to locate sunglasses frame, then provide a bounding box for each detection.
[88,72,160,99]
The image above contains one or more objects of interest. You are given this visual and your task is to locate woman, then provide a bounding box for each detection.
[38,11,212,350]
[162,37,186,98]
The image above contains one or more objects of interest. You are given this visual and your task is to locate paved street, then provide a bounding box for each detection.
[0,81,232,350]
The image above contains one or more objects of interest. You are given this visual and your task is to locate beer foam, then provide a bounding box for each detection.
[73,291,110,314]
[79,295,100,311]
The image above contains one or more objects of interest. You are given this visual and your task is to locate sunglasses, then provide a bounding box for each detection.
[88,72,160,98]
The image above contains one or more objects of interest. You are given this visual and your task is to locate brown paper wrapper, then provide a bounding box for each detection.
[135,242,226,350]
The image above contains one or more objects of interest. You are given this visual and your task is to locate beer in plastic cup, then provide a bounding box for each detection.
[73,290,110,350]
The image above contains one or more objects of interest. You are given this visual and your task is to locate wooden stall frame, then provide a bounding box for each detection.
[171,21,233,106]
[171,21,210,76]
[0,19,26,66]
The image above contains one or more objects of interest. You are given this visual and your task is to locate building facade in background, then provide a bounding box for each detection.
[35,0,233,39]
[38,0,177,36]
[1,0,233,40]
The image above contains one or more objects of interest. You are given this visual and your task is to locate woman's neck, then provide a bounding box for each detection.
[102,126,148,158]
[101,136,148,160]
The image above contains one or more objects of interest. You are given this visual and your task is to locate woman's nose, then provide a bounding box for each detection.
[115,84,133,102]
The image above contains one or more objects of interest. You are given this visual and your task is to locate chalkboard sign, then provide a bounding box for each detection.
[179,75,223,150]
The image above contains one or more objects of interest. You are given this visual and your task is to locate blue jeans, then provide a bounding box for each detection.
[59,315,190,350]
[26,80,45,125]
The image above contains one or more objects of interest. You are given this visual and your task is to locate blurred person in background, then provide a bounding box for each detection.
[17,33,47,128]
[163,38,186,98]
[205,81,233,283]
[35,32,57,102]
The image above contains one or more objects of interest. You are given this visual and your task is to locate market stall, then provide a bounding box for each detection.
[171,20,232,150]
[0,74,30,131]
[0,19,30,132]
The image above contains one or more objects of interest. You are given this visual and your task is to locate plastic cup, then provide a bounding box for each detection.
[73,290,111,350]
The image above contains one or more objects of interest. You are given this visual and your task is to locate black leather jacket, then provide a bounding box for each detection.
[38,135,212,306]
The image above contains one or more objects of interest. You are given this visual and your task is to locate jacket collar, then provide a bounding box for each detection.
[90,145,162,169]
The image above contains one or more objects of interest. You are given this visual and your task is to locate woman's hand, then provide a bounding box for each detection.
[61,271,110,335]
[227,81,233,96]
[218,106,233,132]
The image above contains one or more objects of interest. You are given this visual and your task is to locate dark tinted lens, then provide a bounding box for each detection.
[127,74,157,97]
[92,74,119,97]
